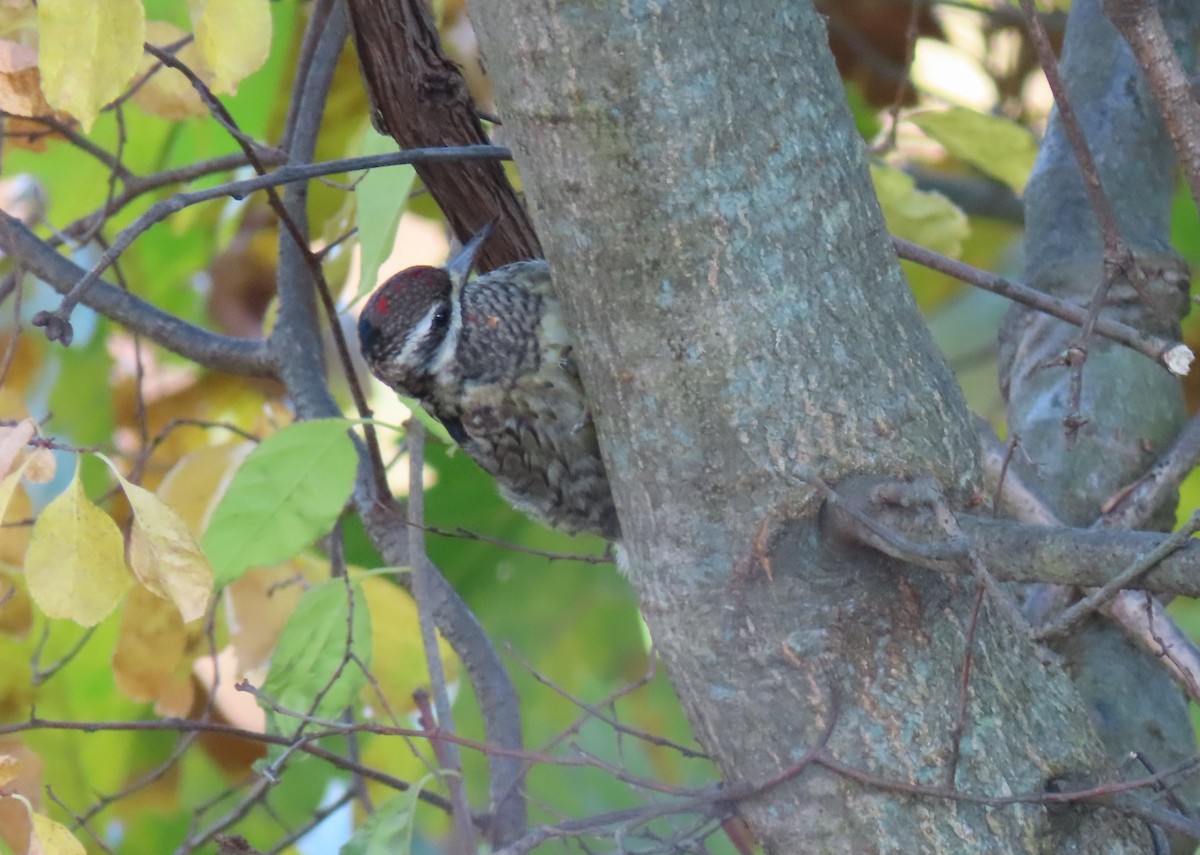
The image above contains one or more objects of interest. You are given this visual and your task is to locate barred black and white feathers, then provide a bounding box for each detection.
[358,227,619,540]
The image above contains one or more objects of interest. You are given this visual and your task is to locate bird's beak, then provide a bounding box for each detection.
[445,220,496,287]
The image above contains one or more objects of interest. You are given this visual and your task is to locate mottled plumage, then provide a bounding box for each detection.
[358,229,618,539]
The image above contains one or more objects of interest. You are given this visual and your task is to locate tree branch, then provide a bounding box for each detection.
[0,210,274,376]
[894,236,1192,375]
[344,0,540,270]
[951,515,1200,597]
[263,3,528,845]
[1102,0,1200,220]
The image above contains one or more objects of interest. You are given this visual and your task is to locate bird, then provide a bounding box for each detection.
[357,224,619,540]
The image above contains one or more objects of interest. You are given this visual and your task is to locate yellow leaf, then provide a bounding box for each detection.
[110,469,213,624]
[28,811,85,855]
[0,417,33,479]
[134,21,213,120]
[0,458,30,527]
[36,0,145,129]
[189,0,271,95]
[0,753,16,787]
[112,585,193,716]
[871,163,969,259]
[157,442,254,537]
[0,568,32,638]
[0,478,31,565]
[360,575,458,716]
[24,463,130,626]
[227,555,323,676]
[21,449,54,485]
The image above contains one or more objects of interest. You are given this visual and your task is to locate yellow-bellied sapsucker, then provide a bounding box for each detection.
[357,226,619,540]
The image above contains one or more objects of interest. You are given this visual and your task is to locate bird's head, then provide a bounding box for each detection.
[358,222,494,398]
[358,265,454,398]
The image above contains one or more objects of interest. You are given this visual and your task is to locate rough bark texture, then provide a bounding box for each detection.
[344,0,541,270]
[468,1,1146,851]
[999,1,1200,849]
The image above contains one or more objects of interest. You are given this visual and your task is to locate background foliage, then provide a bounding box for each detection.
[0,0,1198,852]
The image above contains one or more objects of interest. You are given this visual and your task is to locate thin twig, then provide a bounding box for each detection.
[45,149,286,257]
[45,786,117,855]
[945,584,986,787]
[0,210,275,376]
[520,653,706,759]
[1096,412,1200,531]
[893,236,1191,375]
[408,419,476,852]
[423,523,611,564]
[979,422,1200,698]
[28,143,512,344]
[263,789,354,855]
[870,0,923,155]
[1123,591,1200,701]
[1017,0,1153,436]
[0,111,132,180]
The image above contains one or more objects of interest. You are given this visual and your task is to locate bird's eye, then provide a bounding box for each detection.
[433,308,450,326]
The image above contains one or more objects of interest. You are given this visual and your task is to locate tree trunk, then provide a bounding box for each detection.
[467,1,1148,851]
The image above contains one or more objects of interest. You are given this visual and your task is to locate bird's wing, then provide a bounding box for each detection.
[495,260,554,297]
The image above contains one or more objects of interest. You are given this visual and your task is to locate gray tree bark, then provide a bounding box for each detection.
[1000,1,1200,852]
[467,1,1154,851]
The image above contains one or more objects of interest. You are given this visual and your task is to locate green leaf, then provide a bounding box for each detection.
[844,81,881,141]
[355,128,417,301]
[201,419,357,584]
[261,578,371,733]
[871,164,970,258]
[404,401,455,448]
[910,107,1037,194]
[339,781,429,855]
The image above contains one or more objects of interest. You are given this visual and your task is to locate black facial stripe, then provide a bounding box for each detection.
[358,315,380,358]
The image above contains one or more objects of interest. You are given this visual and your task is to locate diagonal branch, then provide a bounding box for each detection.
[1102,0,1200,219]
[69,147,508,318]
[344,0,540,270]
[894,237,1192,374]
[0,210,274,376]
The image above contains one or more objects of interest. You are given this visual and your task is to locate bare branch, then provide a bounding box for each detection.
[1103,0,1200,219]
[254,3,527,845]
[1017,0,1146,288]
[957,516,1200,597]
[894,237,1191,375]
[1097,413,1200,529]
[30,145,511,345]
[0,210,274,376]
[408,420,477,852]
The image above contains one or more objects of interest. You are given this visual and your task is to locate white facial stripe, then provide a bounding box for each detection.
[428,298,462,377]
[395,304,442,369]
